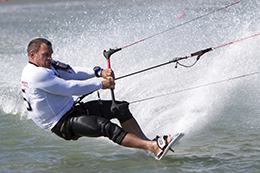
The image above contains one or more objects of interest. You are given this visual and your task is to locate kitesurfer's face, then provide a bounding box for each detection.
[30,43,53,69]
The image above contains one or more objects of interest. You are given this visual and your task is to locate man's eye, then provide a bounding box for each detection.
[44,54,51,57]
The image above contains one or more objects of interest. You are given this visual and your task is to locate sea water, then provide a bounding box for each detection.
[0,0,260,172]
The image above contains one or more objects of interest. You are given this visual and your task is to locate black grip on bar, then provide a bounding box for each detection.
[103,48,122,60]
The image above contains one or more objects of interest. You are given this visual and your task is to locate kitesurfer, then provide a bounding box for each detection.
[21,38,172,159]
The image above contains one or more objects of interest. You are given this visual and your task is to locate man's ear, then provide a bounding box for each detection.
[29,50,35,60]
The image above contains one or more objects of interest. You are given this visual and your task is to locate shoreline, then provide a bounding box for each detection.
[0,0,71,5]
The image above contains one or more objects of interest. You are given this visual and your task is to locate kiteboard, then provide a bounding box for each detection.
[156,132,184,160]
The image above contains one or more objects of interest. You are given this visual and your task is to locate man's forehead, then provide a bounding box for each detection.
[39,43,53,52]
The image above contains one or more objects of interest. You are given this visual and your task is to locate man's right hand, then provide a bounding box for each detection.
[101,77,115,89]
[101,68,114,80]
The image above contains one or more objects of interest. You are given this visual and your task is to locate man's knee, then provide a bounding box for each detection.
[73,115,128,145]
[113,101,133,123]
[99,118,128,145]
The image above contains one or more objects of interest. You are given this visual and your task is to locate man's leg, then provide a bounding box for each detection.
[69,114,171,157]
[82,100,151,141]
[82,100,149,140]
[121,118,149,140]
[54,106,172,157]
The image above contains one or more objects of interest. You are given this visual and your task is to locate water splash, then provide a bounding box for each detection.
[1,0,259,137]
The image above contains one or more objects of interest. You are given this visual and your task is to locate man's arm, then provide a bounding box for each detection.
[55,66,96,80]
[34,69,102,96]
[37,67,115,96]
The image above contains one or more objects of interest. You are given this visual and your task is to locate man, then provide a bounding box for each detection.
[21,38,172,159]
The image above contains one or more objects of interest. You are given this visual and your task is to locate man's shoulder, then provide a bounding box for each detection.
[22,63,54,81]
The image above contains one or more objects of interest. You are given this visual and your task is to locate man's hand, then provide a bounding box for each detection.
[101,68,114,79]
[101,77,115,89]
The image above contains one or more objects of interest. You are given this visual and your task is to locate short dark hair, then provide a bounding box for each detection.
[27,38,52,56]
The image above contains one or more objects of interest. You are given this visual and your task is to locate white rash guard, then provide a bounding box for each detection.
[21,63,102,131]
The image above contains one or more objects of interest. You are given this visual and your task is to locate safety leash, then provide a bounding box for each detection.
[115,32,260,80]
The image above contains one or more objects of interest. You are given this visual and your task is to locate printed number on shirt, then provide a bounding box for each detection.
[22,89,32,111]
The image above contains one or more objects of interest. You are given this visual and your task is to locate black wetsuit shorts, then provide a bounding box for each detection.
[51,100,132,145]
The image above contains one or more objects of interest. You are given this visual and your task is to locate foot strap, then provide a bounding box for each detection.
[155,135,168,150]
[155,135,170,159]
